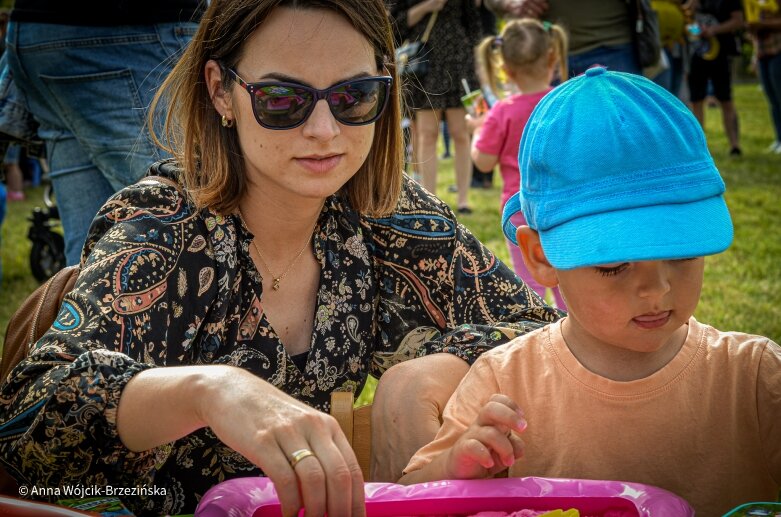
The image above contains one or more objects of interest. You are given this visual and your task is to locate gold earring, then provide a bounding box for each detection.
[221,115,234,128]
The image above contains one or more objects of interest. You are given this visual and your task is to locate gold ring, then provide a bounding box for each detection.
[289,448,316,468]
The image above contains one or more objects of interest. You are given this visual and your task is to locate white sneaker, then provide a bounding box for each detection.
[765,141,781,153]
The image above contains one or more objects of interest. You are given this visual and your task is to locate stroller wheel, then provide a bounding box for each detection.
[30,231,65,282]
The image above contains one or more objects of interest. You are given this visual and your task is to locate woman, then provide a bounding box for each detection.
[390,0,484,212]
[746,5,781,154]
[0,1,559,515]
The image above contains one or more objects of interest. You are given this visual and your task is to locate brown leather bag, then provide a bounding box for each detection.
[1,265,80,381]
[0,264,79,494]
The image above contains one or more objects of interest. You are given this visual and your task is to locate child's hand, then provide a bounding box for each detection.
[445,394,526,479]
[465,113,487,133]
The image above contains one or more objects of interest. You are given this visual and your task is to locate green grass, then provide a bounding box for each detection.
[0,185,50,343]
[2,82,780,355]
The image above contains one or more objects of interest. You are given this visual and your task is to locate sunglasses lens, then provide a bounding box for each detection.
[247,78,389,129]
[328,79,387,125]
[254,85,314,128]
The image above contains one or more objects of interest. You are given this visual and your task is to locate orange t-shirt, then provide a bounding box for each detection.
[405,318,781,516]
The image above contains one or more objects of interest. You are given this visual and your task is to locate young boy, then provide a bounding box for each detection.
[399,67,781,516]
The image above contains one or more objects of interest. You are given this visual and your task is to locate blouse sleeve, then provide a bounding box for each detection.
[369,177,562,377]
[0,179,218,494]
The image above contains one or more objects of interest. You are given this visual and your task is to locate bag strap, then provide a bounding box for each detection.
[421,11,438,43]
[633,0,650,33]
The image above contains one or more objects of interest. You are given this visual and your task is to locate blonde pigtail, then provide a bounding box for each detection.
[476,35,501,101]
[549,23,569,82]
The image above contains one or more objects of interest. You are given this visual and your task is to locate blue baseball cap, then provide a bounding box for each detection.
[501,67,733,270]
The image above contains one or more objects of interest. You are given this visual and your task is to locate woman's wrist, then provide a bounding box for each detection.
[191,365,232,427]
[117,365,234,451]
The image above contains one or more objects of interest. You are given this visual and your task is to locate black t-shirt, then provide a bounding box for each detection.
[10,0,205,26]
[696,0,743,55]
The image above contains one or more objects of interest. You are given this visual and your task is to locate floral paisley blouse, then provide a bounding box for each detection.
[0,161,561,515]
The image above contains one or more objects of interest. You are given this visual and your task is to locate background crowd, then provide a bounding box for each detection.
[1,0,780,284]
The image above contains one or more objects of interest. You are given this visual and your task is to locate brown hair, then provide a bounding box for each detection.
[148,0,403,217]
[476,18,568,97]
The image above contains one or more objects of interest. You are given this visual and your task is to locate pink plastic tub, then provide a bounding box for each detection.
[195,477,693,516]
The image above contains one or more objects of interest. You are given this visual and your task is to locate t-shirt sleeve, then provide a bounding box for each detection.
[474,103,506,157]
[403,355,502,474]
[757,340,781,484]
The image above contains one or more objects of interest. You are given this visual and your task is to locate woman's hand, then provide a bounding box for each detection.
[408,0,447,26]
[200,367,365,517]
[444,394,526,479]
[426,0,448,13]
[118,365,364,517]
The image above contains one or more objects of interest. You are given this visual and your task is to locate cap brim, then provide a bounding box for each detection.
[540,195,734,270]
[502,192,523,245]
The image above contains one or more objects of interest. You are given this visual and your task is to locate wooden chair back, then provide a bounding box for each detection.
[330,392,372,480]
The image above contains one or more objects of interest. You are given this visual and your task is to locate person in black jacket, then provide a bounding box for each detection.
[687,0,744,156]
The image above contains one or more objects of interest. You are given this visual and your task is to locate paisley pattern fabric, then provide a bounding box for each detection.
[0,161,561,515]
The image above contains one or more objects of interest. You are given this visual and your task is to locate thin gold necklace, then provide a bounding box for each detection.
[241,211,318,291]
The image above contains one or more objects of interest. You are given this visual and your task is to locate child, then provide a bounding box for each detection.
[470,18,568,310]
[400,68,781,516]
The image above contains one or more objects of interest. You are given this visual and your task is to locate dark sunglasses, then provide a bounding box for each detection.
[225,68,393,130]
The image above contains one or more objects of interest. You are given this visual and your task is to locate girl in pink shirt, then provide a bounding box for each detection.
[470,18,568,310]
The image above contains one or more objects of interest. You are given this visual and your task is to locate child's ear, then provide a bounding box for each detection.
[516,226,559,288]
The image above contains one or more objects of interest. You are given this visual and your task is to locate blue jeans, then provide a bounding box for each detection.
[5,21,198,265]
[759,52,781,143]
[568,43,642,77]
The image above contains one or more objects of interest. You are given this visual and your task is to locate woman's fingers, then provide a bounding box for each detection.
[331,429,367,516]
[288,445,327,517]
[274,415,365,517]
[261,445,305,517]
[306,426,365,517]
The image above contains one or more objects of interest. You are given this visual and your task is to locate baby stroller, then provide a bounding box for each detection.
[0,138,65,283]
[27,178,65,282]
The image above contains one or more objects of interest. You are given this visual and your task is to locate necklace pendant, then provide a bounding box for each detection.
[272,278,281,290]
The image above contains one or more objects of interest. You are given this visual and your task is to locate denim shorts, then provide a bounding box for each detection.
[5,21,198,265]
[3,143,21,165]
[568,43,642,78]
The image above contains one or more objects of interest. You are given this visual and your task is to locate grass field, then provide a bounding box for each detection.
[1,82,780,352]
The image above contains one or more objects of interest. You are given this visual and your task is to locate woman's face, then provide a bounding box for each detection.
[223,7,379,205]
